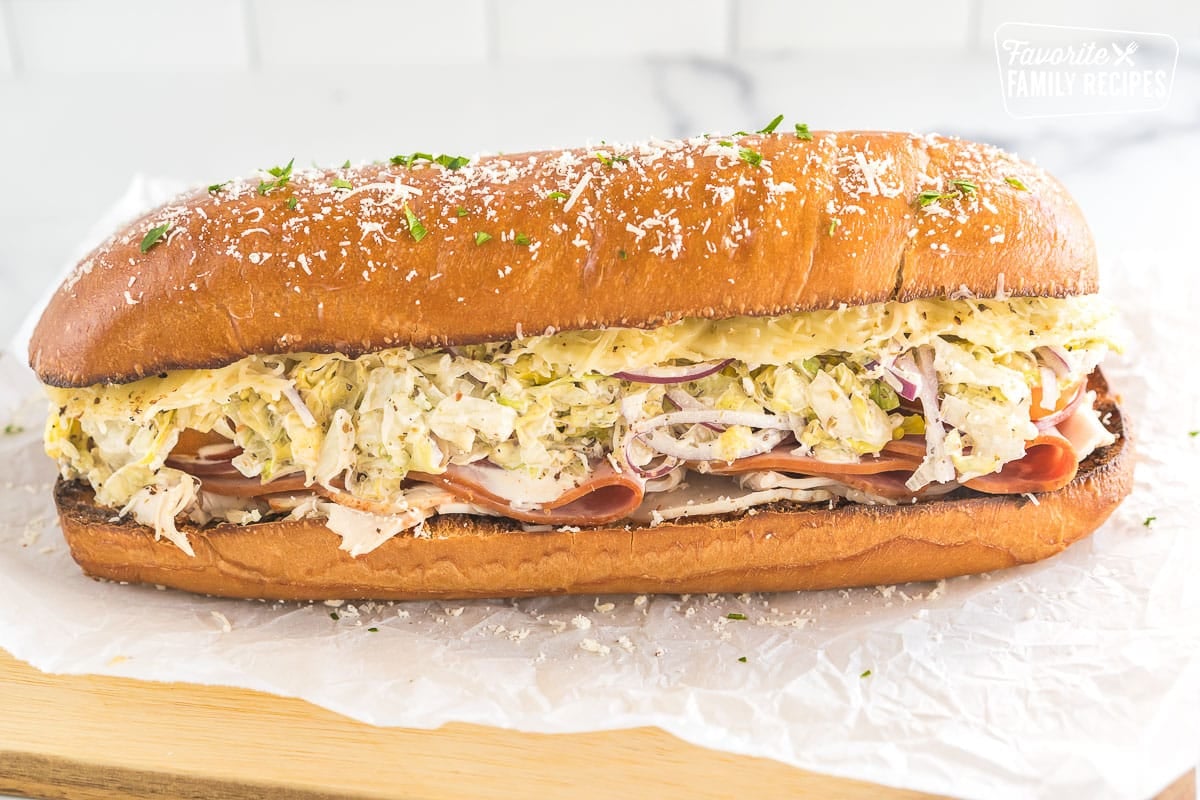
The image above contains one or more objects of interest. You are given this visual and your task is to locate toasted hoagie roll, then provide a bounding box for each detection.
[31,130,1132,599]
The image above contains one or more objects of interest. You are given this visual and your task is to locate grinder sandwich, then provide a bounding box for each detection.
[30,130,1132,599]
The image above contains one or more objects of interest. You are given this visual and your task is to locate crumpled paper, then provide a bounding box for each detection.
[0,178,1196,800]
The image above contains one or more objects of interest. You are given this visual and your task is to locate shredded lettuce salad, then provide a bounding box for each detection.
[45,295,1119,541]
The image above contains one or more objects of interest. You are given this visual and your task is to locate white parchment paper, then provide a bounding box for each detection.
[1,179,1197,800]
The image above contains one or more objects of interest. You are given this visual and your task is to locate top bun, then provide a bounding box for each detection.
[30,131,1096,388]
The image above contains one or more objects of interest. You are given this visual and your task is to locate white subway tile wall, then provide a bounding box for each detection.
[978,0,1200,46]
[2,0,1192,76]
[7,0,249,73]
[736,0,970,52]
[492,0,729,60]
[251,0,488,67]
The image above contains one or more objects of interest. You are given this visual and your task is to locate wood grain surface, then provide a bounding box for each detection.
[0,649,1190,800]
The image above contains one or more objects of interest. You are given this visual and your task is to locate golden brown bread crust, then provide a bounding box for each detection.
[30,131,1096,388]
[53,385,1131,600]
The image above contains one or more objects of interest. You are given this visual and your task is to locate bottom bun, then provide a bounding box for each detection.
[54,378,1133,600]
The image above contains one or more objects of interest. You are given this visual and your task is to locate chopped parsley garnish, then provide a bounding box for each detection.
[330,178,353,190]
[1005,176,1029,191]
[329,612,340,621]
[726,612,747,621]
[4,424,23,435]
[1190,430,1199,438]
[917,179,977,208]
[389,152,469,170]
[950,179,978,196]
[757,114,784,134]
[258,158,294,195]
[547,190,568,201]
[594,151,629,167]
[434,154,470,170]
[402,203,427,242]
[268,159,294,179]
[474,231,492,246]
[139,223,171,253]
[1144,516,1157,527]
[860,669,872,678]
[738,147,763,167]
[286,196,298,210]
[716,140,734,148]
[455,206,469,217]
[514,233,531,246]
[870,381,900,411]
[828,219,840,236]
[916,190,945,207]
[341,159,351,169]
[794,123,813,141]
[367,627,379,632]
[207,181,230,194]
[618,249,628,260]
[390,152,431,167]
[737,656,748,663]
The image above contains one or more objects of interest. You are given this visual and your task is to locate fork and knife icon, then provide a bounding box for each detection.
[1111,41,1138,66]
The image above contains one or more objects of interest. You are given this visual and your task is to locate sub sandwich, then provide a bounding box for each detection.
[30,129,1132,599]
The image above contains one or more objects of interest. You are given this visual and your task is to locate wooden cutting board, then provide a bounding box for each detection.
[0,649,1191,800]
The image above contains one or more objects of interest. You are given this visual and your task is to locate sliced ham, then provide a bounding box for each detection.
[882,436,927,459]
[186,470,312,497]
[699,441,936,501]
[703,443,925,477]
[964,430,1078,494]
[831,471,953,502]
[408,460,645,526]
[167,430,307,496]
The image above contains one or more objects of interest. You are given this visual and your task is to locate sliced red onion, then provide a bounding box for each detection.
[613,359,732,385]
[1037,365,1060,411]
[633,452,682,479]
[910,345,955,486]
[865,357,919,403]
[164,455,242,476]
[196,442,241,460]
[620,427,681,479]
[640,427,787,462]
[889,353,922,401]
[281,382,318,428]
[665,388,705,410]
[664,389,725,430]
[1035,384,1085,431]
[1035,345,1073,377]
[644,467,686,494]
[632,409,793,435]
